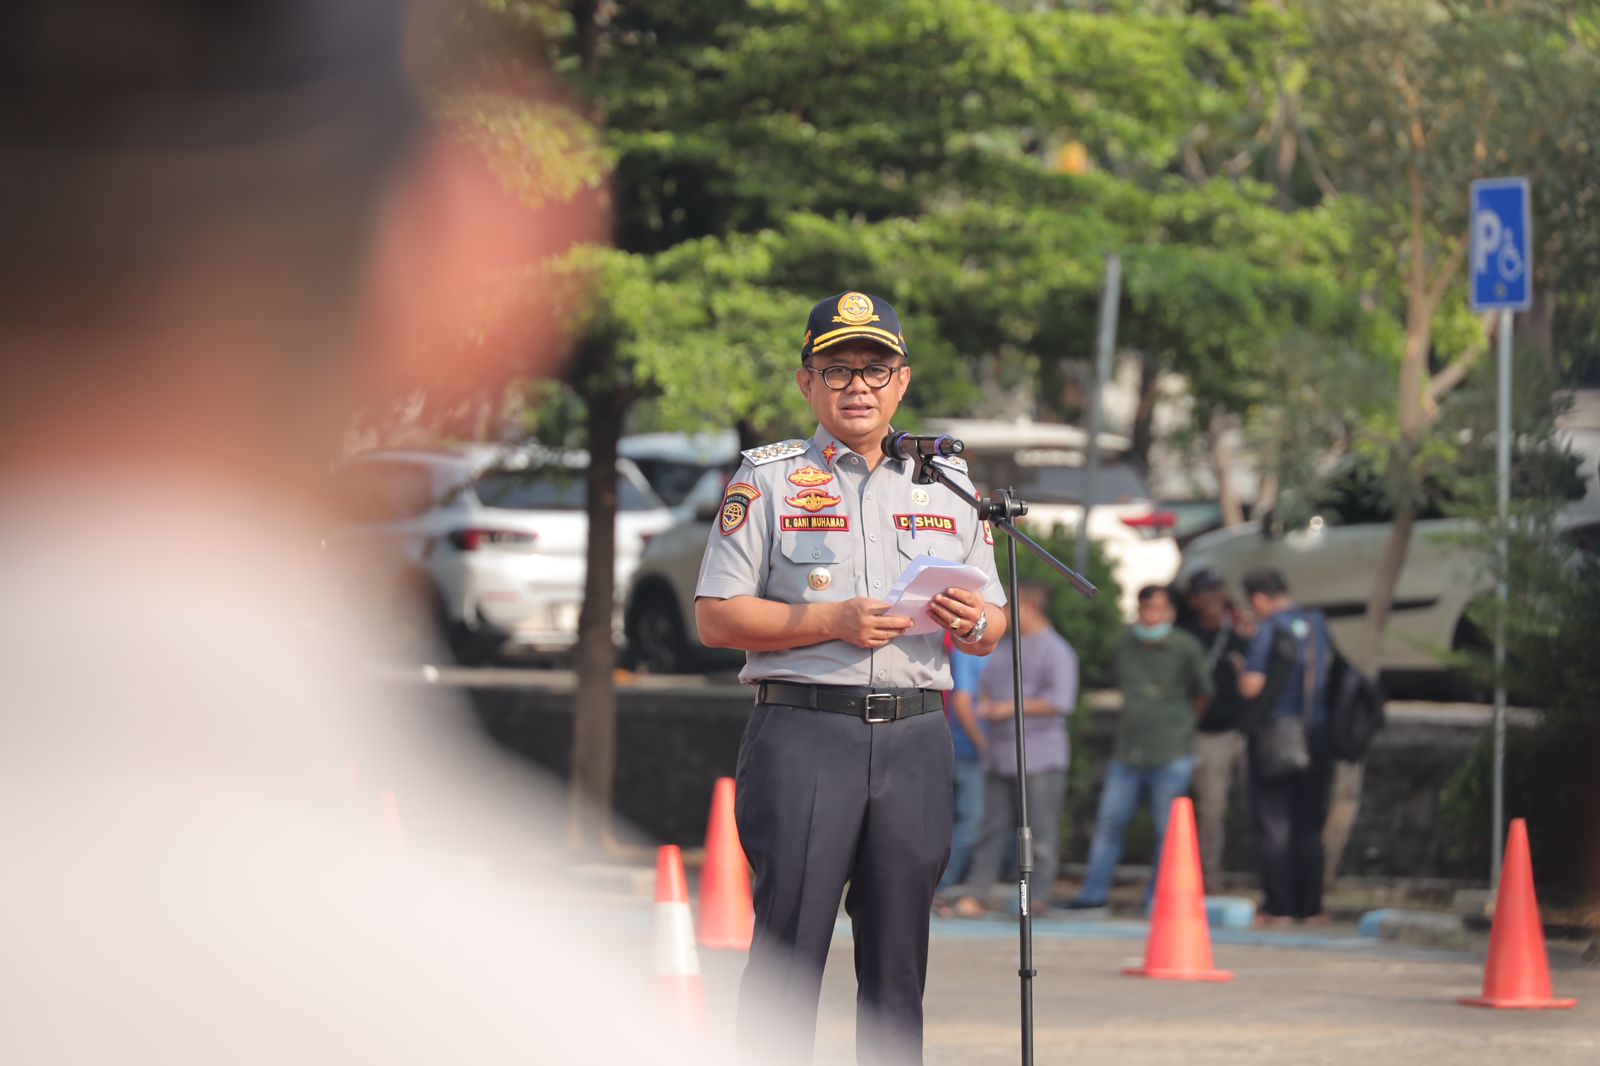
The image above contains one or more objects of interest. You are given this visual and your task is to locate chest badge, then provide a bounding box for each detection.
[911,487,930,506]
[822,441,838,466]
[808,567,833,591]
[784,487,842,512]
[787,465,834,488]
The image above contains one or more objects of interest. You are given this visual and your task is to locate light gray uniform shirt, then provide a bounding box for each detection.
[695,425,1006,689]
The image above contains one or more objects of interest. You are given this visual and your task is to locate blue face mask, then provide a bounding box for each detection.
[1133,622,1172,642]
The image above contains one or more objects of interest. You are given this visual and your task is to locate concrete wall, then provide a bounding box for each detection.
[460,681,1512,882]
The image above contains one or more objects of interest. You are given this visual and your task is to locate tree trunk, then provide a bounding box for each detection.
[1207,407,1245,526]
[568,361,626,850]
[1325,468,1419,886]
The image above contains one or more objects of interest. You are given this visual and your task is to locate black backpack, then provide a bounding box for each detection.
[1325,650,1386,762]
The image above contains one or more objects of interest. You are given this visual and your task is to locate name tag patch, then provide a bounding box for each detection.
[894,514,958,536]
[780,514,850,532]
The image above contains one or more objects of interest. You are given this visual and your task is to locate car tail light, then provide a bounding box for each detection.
[1120,511,1176,538]
[448,528,537,551]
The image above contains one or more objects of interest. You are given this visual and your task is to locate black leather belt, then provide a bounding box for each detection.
[756,682,943,723]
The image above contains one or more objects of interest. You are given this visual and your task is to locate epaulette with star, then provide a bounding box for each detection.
[741,439,808,466]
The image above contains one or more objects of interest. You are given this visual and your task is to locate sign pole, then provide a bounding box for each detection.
[1492,308,1512,889]
[1470,176,1528,891]
[1078,254,1121,575]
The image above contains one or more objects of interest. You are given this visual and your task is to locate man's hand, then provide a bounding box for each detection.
[828,597,915,649]
[926,586,986,638]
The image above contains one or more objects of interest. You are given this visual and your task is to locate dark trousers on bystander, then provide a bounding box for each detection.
[1247,747,1334,920]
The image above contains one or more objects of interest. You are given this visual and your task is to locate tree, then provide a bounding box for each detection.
[1293,0,1600,877]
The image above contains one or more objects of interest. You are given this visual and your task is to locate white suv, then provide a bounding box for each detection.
[327,444,673,662]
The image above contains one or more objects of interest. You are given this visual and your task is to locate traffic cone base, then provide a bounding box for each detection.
[1126,797,1232,982]
[1458,993,1576,1010]
[1124,964,1233,982]
[1458,819,1577,1010]
[697,777,755,951]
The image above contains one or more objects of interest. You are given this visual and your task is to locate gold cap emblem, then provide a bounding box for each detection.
[834,292,879,326]
[808,567,832,591]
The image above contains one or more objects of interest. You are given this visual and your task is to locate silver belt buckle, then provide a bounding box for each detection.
[863,693,899,724]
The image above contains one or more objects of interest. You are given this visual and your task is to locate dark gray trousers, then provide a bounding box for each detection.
[734,702,954,1066]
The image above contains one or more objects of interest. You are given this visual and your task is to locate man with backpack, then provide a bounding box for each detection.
[1236,567,1335,926]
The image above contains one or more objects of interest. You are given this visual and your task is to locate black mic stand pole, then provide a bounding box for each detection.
[912,455,1096,1066]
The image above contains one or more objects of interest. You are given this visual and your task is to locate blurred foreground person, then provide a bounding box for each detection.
[1067,585,1210,912]
[1237,567,1335,926]
[0,3,713,1063]
[695,292,1006,1065]
[1178,567,1253,887]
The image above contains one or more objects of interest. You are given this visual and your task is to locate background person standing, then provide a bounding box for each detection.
[1067,585,1211,911]
[950,581,1078,918]
[934,638,988,908]
[1179,567,1254,888]
[1236,566,1335,926]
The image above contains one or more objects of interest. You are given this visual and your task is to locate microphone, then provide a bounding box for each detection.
[882,430,965,461]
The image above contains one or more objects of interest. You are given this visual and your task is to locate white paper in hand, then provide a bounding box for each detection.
[883,554,989,635]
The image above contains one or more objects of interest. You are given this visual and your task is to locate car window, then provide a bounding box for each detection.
[334,461,436,523]
[963,451,1151,505]
[629,458,718,507]
[471,466,658,512]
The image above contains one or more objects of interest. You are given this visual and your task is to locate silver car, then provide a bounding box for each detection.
[328,444,673,662]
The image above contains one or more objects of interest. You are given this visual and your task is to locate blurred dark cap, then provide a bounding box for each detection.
[1186,566,1226,597]
[800,291,908,362]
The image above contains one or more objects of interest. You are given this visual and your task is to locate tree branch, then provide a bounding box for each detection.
[1424,312,1497,416]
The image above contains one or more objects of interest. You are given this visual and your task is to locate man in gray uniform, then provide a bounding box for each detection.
[696,291,1007,1065]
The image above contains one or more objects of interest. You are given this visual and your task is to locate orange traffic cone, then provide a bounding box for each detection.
[1459,819,1577,1009]
[653,845,708,1033]
[1124,797,1232,982]
[697,777,755,950]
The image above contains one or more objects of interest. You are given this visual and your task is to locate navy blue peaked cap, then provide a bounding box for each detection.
[799,291,908,362]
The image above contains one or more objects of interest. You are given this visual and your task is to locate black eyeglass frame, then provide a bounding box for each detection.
[803,361,906,391]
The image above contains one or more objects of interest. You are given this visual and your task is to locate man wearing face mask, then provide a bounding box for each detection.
[1065,585,1212,912]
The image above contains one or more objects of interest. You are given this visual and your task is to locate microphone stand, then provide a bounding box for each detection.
[913,453,1096,1066]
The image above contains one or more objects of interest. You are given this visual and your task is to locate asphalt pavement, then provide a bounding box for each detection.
[692,917,1600,1065]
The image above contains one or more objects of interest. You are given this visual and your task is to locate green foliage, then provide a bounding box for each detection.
[994,525,1124,686]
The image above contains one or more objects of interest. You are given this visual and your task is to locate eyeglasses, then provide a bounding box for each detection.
[804,362,904,391]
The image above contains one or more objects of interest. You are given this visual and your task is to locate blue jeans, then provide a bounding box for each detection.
[938,755,985,892]
[1075,755,1196,906]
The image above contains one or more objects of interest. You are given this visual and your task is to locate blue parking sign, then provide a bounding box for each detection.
[1470,178,1532,312]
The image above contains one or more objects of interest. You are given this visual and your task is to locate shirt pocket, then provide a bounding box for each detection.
[774,536,856,603]
[896,525,966,567]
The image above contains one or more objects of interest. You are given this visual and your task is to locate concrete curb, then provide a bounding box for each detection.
[1358,908,1468,949]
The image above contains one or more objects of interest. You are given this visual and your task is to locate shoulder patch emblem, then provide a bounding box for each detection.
[787,465,834,488]
[742,439,808,467]
[719,481,760,536]
[784,488,842,513]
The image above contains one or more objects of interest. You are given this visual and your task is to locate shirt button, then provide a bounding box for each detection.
[865,492,873,500]
[812,550,821,559]
[869,533,878,542]
[873,580,881,589]
[876,669,886,679]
